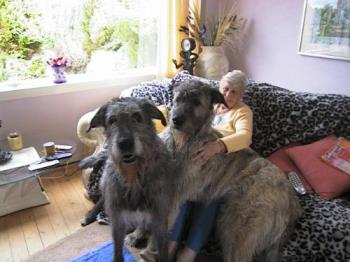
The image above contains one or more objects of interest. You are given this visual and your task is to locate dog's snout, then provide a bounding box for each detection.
[118,137,134,151]
[172,115,185,127]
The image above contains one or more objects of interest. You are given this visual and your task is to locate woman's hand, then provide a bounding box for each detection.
[194,140,226,163]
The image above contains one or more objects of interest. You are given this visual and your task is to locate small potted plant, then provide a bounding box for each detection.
[47,56,68,84]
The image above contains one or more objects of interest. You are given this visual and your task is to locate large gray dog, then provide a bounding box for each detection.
[84,97,175,262]
[158,80,302,262]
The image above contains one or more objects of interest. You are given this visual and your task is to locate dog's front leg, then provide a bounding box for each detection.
[140,235,159,262]
[125,226,148,247]
[81,197,104,226]
[78,149,108,169]
[140,218,168,262]
[111,217,126,262]
[150,209,169,262]
[152,220,168,262]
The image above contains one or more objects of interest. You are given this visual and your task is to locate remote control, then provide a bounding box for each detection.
[28,160,59,171]
[45,152,72,161]
[288,171,306,195]
[55,144,72,151]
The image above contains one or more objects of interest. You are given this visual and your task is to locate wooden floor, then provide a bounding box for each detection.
[0,166,93,262]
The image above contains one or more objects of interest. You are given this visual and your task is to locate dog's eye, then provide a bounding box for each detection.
[108,116,117,125]
[132,112,142,123]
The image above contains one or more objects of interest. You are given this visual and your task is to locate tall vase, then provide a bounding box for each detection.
[194,46,229,80]
[51,65,67,84]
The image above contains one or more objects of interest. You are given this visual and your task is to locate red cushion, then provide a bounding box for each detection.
[286,135,350,199]
[268,145,313,193]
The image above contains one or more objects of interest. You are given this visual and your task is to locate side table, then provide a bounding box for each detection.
[0,137,84,216]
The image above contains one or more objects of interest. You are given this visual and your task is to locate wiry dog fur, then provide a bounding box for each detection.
[86,97,175,262]
[158,80,302,262]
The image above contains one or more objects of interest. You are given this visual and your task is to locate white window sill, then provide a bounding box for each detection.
[0,68,157,101]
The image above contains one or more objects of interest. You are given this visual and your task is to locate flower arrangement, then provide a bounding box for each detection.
[47,56,68,84]
[180,2,245,48]
[46,56,68,67]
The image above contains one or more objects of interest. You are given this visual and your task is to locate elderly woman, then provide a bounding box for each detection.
[169,70,253,262]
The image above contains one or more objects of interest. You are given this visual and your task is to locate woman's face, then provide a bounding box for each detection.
[219,81,242,109]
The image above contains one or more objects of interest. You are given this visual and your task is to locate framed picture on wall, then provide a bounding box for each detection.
[298,0,350,61]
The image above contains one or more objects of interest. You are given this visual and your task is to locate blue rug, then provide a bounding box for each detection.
[69,241,136,262]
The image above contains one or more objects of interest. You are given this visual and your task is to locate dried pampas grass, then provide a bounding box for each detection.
[180,1,245,49]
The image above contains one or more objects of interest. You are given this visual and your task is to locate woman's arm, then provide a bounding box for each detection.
[194,106,253,162]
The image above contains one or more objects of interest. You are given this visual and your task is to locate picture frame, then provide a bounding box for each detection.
[298,0,350,61]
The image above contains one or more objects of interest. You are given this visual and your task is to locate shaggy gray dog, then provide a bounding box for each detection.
[85,97,175,262]
[158,80,302,262]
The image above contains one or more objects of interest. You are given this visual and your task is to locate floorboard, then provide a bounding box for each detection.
[0,167,93,262]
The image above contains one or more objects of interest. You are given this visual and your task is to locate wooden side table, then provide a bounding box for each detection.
[0,136,84,216]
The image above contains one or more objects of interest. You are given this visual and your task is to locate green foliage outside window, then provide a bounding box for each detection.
[0,0,47,81]
[0,0,144,83]
[81,0,139,67]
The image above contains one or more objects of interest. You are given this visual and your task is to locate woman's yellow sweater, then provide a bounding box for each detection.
[213,102,253,153]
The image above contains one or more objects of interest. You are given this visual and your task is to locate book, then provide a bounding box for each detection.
[321,137,350,176]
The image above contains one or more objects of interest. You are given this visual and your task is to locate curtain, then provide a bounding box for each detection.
[157,0,202,78]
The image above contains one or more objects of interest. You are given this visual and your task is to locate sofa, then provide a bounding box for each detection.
[77,71,350,261]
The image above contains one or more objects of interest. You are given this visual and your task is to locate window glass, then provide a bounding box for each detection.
[0,0,160,83]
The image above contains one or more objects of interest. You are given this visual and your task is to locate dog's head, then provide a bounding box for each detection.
[170,80,227,136]
[88,97,166,188]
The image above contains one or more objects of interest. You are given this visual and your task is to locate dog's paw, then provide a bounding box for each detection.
[139,249,158,262]
[78,156,95,169]
[125,229,148,248]
[80,214,96,227]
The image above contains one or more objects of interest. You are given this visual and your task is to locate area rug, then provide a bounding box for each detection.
[70,241,136,262]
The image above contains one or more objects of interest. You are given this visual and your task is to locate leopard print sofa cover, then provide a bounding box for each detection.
[128,71,350,261]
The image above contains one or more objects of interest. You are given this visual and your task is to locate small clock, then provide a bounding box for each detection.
[181,38,196,52]
[172,37,198,75]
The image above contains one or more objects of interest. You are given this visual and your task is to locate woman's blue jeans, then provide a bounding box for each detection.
[169,200,220,253]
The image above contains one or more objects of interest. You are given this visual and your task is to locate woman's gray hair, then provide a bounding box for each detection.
[220,70,248,93]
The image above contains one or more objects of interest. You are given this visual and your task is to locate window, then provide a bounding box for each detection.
[0,0,161,85]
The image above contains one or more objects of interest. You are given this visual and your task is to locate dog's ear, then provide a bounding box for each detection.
[87,104,108,132]
[140,100,167,126]
[210,88,228,107]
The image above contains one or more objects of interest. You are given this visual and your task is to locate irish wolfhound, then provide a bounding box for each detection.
[84,97,175,262]
[159,80,302,262]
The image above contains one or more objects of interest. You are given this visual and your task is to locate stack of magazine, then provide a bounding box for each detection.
[322,137,350,175]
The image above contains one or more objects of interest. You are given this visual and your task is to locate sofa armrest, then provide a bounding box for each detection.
[77,109,106,192]
[77,109,105,152]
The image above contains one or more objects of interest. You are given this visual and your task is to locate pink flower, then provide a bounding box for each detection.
[47,56,68,67]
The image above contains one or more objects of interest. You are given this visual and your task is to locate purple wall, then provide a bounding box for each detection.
[0,87,123,144]
[206,0,350,95]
